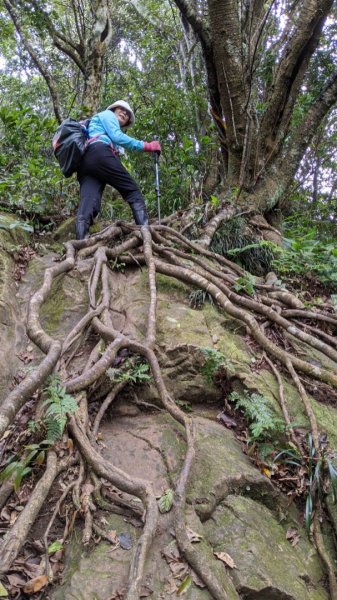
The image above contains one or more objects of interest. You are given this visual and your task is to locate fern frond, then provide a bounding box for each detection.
[47,417,63,442]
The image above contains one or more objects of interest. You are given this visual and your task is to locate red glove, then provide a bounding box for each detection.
[144,141,161,153]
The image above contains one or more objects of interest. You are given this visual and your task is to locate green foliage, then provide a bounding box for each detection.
[233,273,256,296]
[0,376,75,491]
[48,540,63,554]
[274,434,337,532]
[175,399,192,413]
[269,226,337,289]
[0,441,50,491]
[189,288,214,309]
[158,488,173,513]
[210,218,274,276]
[0,104,75,220]
[106,360,151,385]
[229,391,285,443]
[200,347,226,384]
[177,575,192,595]
[0,215,33,233]
[200,347,236,384]
[43,374,78,441]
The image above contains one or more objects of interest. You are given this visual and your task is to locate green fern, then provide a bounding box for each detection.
[107,360,151,385]
[229,391,284,442]
[43,375,78,441]
[201,347,236,383]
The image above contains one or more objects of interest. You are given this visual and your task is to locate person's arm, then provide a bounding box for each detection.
[98,110,144,151]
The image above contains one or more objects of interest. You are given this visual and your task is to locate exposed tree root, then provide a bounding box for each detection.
[1,220,337,599]
[313,506,337,600]
[0,452,75,574]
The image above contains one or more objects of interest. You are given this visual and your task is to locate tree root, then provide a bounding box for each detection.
[1,221,337,599]
[0,452,74,574]
[313,506,337,600]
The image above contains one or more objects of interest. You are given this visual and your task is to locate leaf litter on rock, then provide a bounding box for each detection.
[286,527,300,546]
[23,574,49,594]
[214,551,237,569]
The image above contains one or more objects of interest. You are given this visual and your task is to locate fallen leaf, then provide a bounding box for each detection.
[140,584,154,597]
[191,569,206,588]
[170,561,189,580]
[261,467,271,478]
[217,411,237,429]
[0,430,11,441]
[158,489,173,514]
[286,527,300,547]
[48,540,63,555]
[186,527,203,543]
[23,574,49,594]
[177,574,192,595]
[108,589,126,600]
[9,511,19,526]
[214,551,236,569]
[6,573,26,588]
[108,530,118,544]
[0,582,8,597]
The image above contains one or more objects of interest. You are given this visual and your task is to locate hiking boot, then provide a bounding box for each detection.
[76,218,89,240]
[132,207,149,226]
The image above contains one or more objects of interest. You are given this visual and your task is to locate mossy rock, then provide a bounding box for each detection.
[52,217,76,242]
[0,212,31,251]
[203,495,328,600]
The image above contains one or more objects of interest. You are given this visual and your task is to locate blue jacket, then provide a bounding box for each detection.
[88,109,144,152]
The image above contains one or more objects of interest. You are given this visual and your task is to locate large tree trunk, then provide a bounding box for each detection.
[173,0,337,215]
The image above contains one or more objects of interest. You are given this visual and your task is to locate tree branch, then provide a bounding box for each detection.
[259,0,333,153]
[3,0,63,122]
[277,70,337,190]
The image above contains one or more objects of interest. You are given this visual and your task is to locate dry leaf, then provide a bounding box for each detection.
[23,575,49,594]
[191,569,206,588]
[6,573,27,588]
[1,430,11,441]
[261,467,271,478]
[286,527,300,547]
[214,551,236,569]
[9,511,19,526]
[108,589,126,600]
[186,527,203,543]
[108,529,118,544]
[139,585,154,597]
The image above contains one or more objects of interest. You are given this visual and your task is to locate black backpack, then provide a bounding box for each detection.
[52,118,91,178]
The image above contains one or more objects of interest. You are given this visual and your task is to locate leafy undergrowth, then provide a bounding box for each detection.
[213,360,337,537]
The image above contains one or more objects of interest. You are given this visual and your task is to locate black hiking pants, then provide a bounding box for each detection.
[76,142,146,226]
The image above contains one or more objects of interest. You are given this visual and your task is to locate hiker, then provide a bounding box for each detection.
[76,100,161,240]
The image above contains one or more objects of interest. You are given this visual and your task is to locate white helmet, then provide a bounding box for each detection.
[106,100,135,128]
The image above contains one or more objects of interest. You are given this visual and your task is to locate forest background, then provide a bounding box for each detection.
[0,0,337,291]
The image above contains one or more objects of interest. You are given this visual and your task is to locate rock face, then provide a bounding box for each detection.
[52,416,328,600]
[0,213,30,402]
[1,224,336,599]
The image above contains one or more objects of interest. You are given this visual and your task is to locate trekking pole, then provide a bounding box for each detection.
[153,136,161,225]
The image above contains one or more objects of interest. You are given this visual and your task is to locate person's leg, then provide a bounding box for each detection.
[87,145,149,225]
[77,143,149,227]
[76,145,108,239]
[76,175,105,239]
[108,160,149,225]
